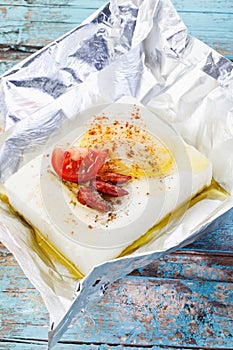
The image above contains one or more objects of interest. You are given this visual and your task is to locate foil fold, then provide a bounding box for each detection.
[0,0,233,349]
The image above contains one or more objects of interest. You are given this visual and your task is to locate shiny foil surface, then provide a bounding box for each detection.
[0,0,233,349]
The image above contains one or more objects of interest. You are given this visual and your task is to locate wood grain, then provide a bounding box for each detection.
[0,0,233,78]
[1,244,233,349]
[0,343,165,350]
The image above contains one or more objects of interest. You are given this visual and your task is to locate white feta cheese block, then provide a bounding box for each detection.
[4,142,212,277]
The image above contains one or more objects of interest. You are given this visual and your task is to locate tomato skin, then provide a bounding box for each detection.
[98,172,131,184]
[77,187,110,212]
[51,147,66,179]
[51,147,108,183]
[52,147,131,212]
[92,180,129,197]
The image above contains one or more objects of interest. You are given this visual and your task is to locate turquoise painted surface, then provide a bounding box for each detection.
[0,343,174,350]
[0,0,233,75]
[1,257,233,348]
[1,217,233,348]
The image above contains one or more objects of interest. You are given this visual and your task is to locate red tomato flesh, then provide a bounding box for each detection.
[51,146,108,183]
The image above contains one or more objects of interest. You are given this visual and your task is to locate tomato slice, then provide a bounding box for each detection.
[51,146,108,183]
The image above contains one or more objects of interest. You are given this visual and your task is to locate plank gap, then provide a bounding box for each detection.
[127,273,233,284]
[0,44,41,52]
[177,250,233,257]
[2,337,232,349]
[0,338,47,345]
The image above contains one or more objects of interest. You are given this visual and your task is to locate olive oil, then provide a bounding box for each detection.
[0,193,84,280]
[117,178,229,257]
[0,178,229,279]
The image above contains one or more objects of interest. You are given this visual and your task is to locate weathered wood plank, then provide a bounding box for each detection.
[0,46,36,75]
[0,9,232,33]
[0,341,172,350]
[135,252,233,283]
[75,277,232,349]
[0,343,78,350]
[0,1,106,8]
[0,343,148,350]
[173,0,233,13]
[1,262,232,348]
[189,33,233,58]
[1,0,233,13]
[0,2,232,60]
[2,3,233,24]
[0,1,233,29]
[0,6,103,23]
[0,21,80,47]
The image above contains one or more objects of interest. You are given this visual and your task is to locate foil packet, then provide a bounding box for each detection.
[0,0,233,348]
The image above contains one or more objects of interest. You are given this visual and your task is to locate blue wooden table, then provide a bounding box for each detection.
[0,1,233,349]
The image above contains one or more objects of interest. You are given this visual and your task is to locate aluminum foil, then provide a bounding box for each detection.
[0,0,233,348]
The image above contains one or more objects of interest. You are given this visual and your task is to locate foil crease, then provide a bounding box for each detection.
[0,0,233,349]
